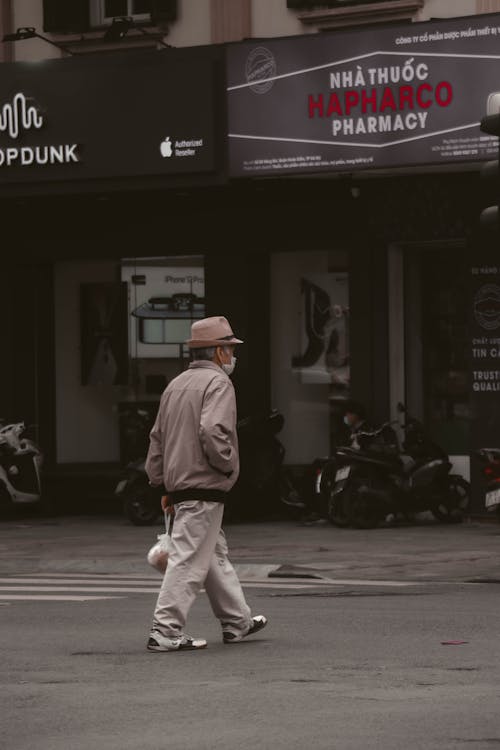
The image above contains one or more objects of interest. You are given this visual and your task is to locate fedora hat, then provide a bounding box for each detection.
[186,316,243,349]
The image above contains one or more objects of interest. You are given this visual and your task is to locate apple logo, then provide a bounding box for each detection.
[160,137,173,158]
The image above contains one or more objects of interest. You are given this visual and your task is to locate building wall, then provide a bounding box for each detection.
[418,0,476,20]
[5,0,500,64]
[11,0,59,61]
[167,0,211,47]
[252,0,307,38]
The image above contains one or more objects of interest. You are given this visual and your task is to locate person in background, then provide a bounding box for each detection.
[342,400,373,449]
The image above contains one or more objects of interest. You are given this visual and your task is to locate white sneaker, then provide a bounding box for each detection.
[147,632,207,652]
[223,615,268,644]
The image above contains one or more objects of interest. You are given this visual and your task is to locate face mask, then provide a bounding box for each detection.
[222,357,236,376]
[343,415,351,427]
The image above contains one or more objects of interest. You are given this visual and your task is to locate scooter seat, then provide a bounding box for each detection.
[337,446,402,472]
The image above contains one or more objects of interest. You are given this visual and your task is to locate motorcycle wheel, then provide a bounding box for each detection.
[122,479,162,526]
[343,478,384,529]
[0,483,14,518]
[279,472,304,510]
[326,489,350,527]
[432,476,470,524]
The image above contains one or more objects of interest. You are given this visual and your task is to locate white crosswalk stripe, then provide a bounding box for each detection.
[0,595,124,602]
[0,569,421,603]
[0,571,341,603]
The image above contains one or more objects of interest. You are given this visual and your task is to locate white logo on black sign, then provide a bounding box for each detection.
[474,283,500,330]
[0,93,43,139]
[245,47,276,94]
[160,137,173,158]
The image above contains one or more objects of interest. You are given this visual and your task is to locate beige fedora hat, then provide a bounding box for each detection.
[186,316,243,349]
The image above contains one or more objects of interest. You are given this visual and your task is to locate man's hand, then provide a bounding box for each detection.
[161,495,174,514]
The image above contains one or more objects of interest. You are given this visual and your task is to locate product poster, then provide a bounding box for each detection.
[80,283,128,386]
[227,13,500,176]
[292,272,349,392]
[121,260,205,359]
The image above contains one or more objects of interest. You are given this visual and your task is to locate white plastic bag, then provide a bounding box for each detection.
[147,511,173,574]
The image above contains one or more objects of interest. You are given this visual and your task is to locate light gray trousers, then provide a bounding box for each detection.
[152,501,253,638]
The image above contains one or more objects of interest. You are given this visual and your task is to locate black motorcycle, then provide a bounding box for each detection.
[475,448,500,520]
[325,403,470,528]
[228,410,301,520]
[117,458,164,526]
[118,409,300,525]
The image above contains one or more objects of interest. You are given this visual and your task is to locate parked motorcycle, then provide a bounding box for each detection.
[118,409,300,525]
[231,410,301,520]
[325,403,470,528]
[118,458,164,526]
[0,421,43,514]
[475,448,500,520]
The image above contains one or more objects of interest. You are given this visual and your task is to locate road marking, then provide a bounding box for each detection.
[0,595,123,601]
[315,579,417,587]
[0,586,162,593]
[0,582,334,594]
[0,572,424,606]
[0,577,162,586]
[0,574,419,587]
[239,582,338,589]
[20,573,161,580]
[3,576,349,588]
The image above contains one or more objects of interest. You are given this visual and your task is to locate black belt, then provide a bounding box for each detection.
[168,489,228,504]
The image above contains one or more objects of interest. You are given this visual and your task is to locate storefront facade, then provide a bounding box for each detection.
[224,12,500,509]
[0,44,232,479]
[1,12,499,511]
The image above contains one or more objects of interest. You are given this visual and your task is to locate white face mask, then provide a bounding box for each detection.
[221,356,237,376]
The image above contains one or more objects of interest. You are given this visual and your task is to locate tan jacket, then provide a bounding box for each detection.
[145,361,239,495]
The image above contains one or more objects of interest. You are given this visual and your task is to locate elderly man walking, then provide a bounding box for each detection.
[145,316,267,652]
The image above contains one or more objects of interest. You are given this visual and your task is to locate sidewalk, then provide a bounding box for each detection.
[1,515,499,582]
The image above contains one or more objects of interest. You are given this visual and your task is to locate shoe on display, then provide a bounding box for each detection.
[147,632,207,652]
[223,615,268,644]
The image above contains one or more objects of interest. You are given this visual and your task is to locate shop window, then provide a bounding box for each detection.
[43,0,176,33]
[43,0,90,33]
[422,253,470,454]
[405,247,470,455]
[122,256,205,360]
[91,0,152,26]
[288,1,405,7]
[271,250,349,465]
[287,0,423,30]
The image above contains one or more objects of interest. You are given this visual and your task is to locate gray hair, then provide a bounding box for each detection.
[190,346,216,361]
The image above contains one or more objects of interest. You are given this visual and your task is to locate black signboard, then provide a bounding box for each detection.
[469,257,500,512]
[0,47,220,189]
[470,260,500,444]
[227,13,500,177]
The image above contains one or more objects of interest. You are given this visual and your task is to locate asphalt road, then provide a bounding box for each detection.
[1,516,500,749]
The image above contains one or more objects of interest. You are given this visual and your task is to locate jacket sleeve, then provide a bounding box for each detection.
[145,409,164,487]
[199,378,238,476]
